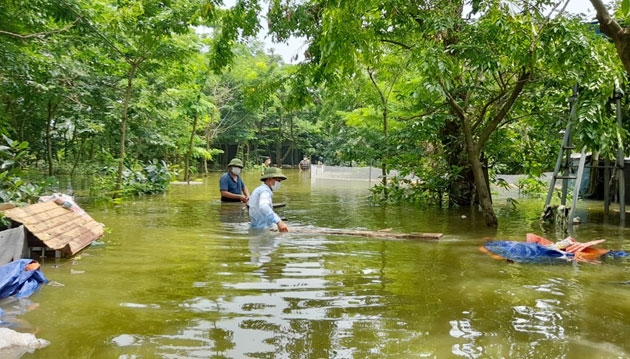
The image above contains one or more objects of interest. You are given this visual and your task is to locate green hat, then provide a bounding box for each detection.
[261,167,287,181]
[227,158,243,168]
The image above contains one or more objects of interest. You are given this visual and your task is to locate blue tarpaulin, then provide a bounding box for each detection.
[0,259,47,299]
[484,241,574,264]
[483,240,629,264]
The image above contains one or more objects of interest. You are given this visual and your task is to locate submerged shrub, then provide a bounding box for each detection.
[516,176,549,199]
[0,136,50,205]
[89,159,174,202]
[369,174,449,206]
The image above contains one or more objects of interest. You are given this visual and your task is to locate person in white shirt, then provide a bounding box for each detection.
[248,167,288,232]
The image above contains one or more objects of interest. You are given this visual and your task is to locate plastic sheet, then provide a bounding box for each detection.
[0,260,48,299]
[483,233,630,264]
[484,240,573,264]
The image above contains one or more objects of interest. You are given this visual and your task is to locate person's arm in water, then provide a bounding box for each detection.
[220,189,248,202]
[277,219,288,232]
[242,185,250,202]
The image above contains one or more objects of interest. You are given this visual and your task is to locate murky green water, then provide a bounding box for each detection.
[12,169,630,358]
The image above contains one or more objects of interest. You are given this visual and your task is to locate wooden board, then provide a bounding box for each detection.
[243,202,286,208]
[283,226,442,240]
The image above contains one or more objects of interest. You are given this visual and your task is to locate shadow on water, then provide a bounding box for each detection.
[12,169,630,358]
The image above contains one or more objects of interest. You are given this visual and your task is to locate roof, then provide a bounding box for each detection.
[2,201,104,256]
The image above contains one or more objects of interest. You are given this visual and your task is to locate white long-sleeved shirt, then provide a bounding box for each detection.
[248,183,281,229]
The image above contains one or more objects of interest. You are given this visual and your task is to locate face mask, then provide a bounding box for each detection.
[231,167,241,175]
[271,180,281,191]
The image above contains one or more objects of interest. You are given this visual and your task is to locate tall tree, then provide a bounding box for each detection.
[264,0,623,226]
[78,0,205,195]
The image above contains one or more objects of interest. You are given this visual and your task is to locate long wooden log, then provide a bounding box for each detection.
[284,226,442,240]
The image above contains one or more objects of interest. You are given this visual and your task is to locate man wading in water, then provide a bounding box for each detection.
[248,167,288,232]
[219,158,250,203]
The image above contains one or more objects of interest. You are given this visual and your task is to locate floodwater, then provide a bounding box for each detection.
[9,168,630,358]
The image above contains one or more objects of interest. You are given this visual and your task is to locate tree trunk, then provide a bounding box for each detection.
[461,115,498,227]
[368,68,391,191]
[590,0,630,75]
[465,137,498,227]
[46,100,57,177]
[184,111,200,183]
[115,62,139,197]
[204,139,210,175]
[281,144,293,165]
[245,142,250,165]
[445,68,529,227]
[441,118,475,206]
[471,152,496,226]
[70,136,86,178]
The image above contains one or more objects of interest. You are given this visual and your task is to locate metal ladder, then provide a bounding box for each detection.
[542,87,587,226]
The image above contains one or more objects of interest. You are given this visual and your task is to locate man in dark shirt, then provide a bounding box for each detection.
[219,158,250,202]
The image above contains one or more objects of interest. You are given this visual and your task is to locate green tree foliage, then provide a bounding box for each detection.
[1,0,213,196]
[0,0,627,229]
[264,0,624,226]
[80,0,207,195]
[0,136,50,204]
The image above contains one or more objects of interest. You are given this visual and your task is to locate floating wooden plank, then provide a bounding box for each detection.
[243,202,286,208]
[285,226,442,240]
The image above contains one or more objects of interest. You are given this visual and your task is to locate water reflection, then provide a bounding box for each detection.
[160,229,400,358]
[450,314,482,358]
[247,231,279,266]
[19,171,630,358]
[0,297,39,332]
[510,278,568,347]
[512,299,564,339]
[219,202,249,224]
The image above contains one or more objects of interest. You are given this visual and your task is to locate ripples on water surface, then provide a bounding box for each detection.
[11,170,630,358]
